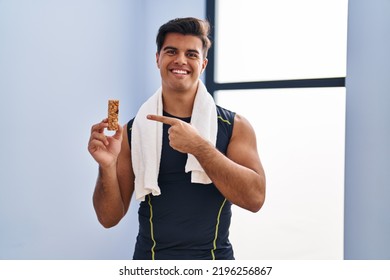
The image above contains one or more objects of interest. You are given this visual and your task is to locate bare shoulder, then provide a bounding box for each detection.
[118,123,132,170]
[227,113,262,173]
[231,114,257,143]
[120,123,131,155]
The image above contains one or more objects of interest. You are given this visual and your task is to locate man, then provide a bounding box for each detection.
[88,17,266,260]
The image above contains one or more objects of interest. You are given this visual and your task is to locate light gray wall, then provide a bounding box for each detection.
[0,0,143,260]
[0,0,204,259]
[345,0,390,259]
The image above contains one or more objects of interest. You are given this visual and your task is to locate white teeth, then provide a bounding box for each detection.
[172,69,187,74]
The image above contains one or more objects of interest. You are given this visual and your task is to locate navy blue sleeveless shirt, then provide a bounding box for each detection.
[127,105,235,260]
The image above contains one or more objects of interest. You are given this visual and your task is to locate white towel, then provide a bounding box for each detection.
[131,80,217,201]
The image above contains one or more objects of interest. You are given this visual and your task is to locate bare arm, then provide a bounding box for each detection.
[147,114,266,212]
[88,120,134,228]
[192,114,265,212]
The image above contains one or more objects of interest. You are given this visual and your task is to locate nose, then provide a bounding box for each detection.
[174,52,187,65]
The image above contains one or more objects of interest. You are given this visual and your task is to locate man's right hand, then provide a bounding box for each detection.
[88,118,123,168]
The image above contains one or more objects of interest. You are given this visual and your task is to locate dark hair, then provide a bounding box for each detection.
[156,17,212,57]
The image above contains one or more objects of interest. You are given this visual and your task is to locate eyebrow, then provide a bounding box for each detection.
[163,46,177,51]
[162,46,200,54]
[187,49,200,54]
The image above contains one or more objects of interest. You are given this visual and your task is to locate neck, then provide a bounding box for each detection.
[162,92,194,118]
[161,83,199,118]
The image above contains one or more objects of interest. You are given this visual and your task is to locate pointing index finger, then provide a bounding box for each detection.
[147,114,178,126]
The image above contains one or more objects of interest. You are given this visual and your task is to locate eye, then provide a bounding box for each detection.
[166,49,176,55]
[187,52,199,59]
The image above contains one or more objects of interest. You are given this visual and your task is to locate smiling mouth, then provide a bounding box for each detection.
[171,69,189,75]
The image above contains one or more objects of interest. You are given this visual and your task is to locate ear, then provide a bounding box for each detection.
[156,52,160,69]
[201,58,208,73]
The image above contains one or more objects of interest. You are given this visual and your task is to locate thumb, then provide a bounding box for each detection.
[112,124,123,140]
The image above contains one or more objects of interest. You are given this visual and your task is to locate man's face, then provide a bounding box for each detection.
[156,33,208,94]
